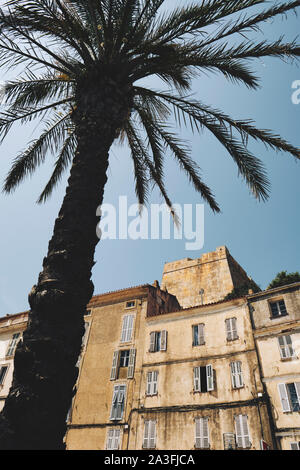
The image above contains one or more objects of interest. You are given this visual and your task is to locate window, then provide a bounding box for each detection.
[194,365,214,392]
[225,318,238,341]
[119,350,130,368]
[106,428,121,450]
[270,299,287,318]
[291,442,300,450]
[125,301,136,309]
[149,330,167,352]
[192,324,205,346]
[6,333,20,357]
[0,366,8,386]
[146,371,158,396]
[143,420,156,449]
[195,417,210,449]
[278,335,294,359]
[110,385,126,421]
[110,349,136,380]
[230,361,244,389]
[278,382,300,412]
[234,414,251,449]
[120,315,134,343]
[223,433,236,450]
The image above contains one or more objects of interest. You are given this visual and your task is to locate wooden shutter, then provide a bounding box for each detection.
[206,365,214,391]
[107,429,114,449]
[278,383,291,412]
[195,417,209,449]
[113,429,121,450]
[110,351,119,380]
[143,421,150,448]
[231,361,243,388]
[143,420,156,449]
[149,420,156,448]
[110,387,119,420]
[278,336,287,358]
[127,315,134,342]
[295,382,300,406]
[127,349,136,379]
[278,335,293,359]
[198,324,205,345]
[115,386,126,420]
[149,332,156,352]
[121,315,134,343]
[121,315,128,343]
[152,371,158,395]
[160,330,167,351]
[6,333,20,356]
[235,415,250,448]
[146,372,152,395]
[226,318,237,341]
[194,367,201,392]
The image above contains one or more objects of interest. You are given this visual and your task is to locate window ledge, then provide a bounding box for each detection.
[280,356,298,362]
[270,314,289,320]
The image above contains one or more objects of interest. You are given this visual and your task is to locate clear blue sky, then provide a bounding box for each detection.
[0,1,299,315]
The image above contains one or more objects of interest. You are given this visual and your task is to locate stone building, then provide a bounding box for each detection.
[0,312,27,412]
[0,246,299,450]
[248,282,300,450]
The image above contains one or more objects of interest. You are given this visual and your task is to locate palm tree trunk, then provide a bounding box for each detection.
[0,79,132,450]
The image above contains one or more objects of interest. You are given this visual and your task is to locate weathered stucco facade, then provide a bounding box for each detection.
[248,283,300,450]
[0,246,299,450]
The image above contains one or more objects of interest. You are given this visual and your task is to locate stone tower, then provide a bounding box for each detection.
[161,246,254,308]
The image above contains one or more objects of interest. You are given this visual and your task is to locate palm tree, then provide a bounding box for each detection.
[0,0,299,450]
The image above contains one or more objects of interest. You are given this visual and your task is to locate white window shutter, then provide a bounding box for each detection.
[143,420,156,448]
[107,429,114,449]
[195,418,201,449]
[110,351,119,380]
[226,318,237,341]
[232,318,238,340]
[194,367,201,392]
[121,315,129,343]
[195,418,209,449]
[231,361,243,388]
[149,332,156,352]
[110,387,119,420]
[143,421,150,448]
[231,362,237,388]
[294,382,300,405]
[278,336,287,358]
[146,372,152,395]
[160,330,167,351]
[126,315,134,342]
[241,415,250,448]
[235,415,243,448]
[198,324,205,345]
[225,319,232,341]
[206,365,214,391]
[235,415,250,448]
[286,335,294,357]
[149,420,156,448]
[278,384,291,412]
[127,349,136,379]
[152,371,158,395]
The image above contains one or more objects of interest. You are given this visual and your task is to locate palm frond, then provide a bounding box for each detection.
[3,111,72,193]
[37,131,77,203]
